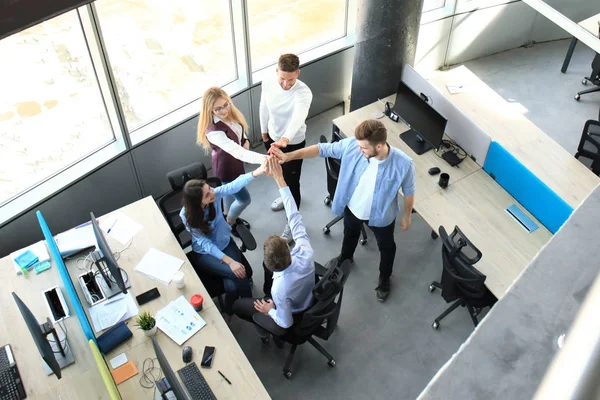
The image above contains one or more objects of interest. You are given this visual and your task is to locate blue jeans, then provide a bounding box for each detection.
[190,239,252,315]
[222,184,251,221]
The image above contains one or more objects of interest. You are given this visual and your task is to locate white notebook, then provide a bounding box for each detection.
[134,248,184,285]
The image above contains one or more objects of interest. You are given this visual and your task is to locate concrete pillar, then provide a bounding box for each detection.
[350,0,424,111]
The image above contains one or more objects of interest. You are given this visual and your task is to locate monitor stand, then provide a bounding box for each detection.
[95,267,131,300]
[40,320,75,376]
[400,129,433,155]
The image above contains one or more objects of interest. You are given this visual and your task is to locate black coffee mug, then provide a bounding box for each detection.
[438,173,450,189]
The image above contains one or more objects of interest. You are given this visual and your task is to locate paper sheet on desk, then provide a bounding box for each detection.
[446,84,469,94]
[156,296,205,346]
[101,211,143,245]
[89,293,139,333]
[134,248,184,285]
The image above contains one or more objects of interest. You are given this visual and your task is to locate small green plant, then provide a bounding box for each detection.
[135,311,156,331]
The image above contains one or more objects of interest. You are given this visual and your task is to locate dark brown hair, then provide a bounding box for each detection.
[278,53,300,72]
[263,235,291,271]
[182,179,216,236]
[355,119,387,145]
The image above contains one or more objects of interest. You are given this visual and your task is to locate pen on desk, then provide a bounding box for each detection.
[107,219,118,234]
[218,370,232,385]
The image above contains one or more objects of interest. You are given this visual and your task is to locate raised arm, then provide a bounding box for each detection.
[214,158,268,199]
[207,130,266,165]
[281,87,312,143]
[259,81,270,143]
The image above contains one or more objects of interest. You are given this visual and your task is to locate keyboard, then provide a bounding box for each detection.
[177,362,216,400]
[0,344,26,400]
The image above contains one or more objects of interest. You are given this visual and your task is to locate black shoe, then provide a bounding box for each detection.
[375,279,390,302]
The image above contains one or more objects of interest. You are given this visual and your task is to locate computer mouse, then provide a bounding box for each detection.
[182,346,193,363]
[428,167,441,176]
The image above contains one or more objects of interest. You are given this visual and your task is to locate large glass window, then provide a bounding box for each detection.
[248,0,347,71]
[423,0,446,13]
[95,0,237,132]
[0,11,113,205]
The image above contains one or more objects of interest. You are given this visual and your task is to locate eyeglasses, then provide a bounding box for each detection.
[213,101,230,114]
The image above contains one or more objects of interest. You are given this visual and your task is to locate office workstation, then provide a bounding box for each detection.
[4,0,600,398]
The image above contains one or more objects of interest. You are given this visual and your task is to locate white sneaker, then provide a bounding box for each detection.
[281,223,293,243]
[271,197,284,211]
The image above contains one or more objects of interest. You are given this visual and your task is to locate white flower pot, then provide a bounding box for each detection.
[144,325,158,337]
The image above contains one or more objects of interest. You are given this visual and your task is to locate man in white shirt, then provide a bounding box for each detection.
[232,157,315,331]
[260,53,313,242]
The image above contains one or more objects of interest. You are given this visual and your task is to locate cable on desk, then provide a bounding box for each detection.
[47,319,69,355]
[140,358,163,390]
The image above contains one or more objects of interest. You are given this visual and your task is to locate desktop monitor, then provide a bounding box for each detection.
[90,212,128,297]
[12,292,75,379]
[151,336,189,400]
[394,79,448,155]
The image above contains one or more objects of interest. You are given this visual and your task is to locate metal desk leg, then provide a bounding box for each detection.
[561,37,578,73]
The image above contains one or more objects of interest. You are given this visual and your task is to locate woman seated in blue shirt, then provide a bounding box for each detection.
[180,159,268,320]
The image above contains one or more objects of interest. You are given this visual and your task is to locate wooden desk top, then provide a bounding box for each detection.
[417,169,552,298]
[65,196,270,399]
[333,96,481,202]
[424,65,600,208]
[0,256,109,399]
[579,13,600,34]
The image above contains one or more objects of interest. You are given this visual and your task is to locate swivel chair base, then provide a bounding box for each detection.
[262,337,335,379]
[428,281,483,330]
[323,214,367,245]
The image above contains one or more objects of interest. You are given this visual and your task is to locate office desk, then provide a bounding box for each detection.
[561,12,600,73]
[333,95,481,202]
[0,256,109,398]
[65,196,270,399]
[425,65,600,208]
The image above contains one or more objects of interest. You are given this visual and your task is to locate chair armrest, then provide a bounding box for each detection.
[235,224,257,251]
[315,262,327,277]
[252,313,287,337]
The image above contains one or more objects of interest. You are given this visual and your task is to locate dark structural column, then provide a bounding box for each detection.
[350,0,424,111]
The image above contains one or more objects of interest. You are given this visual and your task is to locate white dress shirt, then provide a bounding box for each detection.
[259,76,313,145]
[268,186,315,328]
[347,157,383,220]
[206,116,266,165]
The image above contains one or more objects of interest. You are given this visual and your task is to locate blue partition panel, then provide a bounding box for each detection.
[483,141,573,234]
[37,211,96,343]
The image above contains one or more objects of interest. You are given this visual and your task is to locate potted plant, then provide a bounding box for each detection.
[136,311,157,337]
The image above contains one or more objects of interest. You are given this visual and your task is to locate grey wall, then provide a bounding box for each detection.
[414,0,600,71]
[0,47,354,257]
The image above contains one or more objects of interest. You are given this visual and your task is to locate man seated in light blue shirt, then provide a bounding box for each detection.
[232,157,315,331]
[270,119,416,302]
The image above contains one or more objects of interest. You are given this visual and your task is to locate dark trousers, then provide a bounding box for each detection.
[262,262,274,298]
[340,207,396,282]
[264,138,305,208]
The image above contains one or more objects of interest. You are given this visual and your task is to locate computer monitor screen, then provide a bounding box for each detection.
[12,292,62,379]
[90,212,127,295]
[151,336,189,400]
[394,80,447,155]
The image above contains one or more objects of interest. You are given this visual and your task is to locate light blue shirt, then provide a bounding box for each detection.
[180,172,255,260]
[268,186,315,328]
[318,137,416,227]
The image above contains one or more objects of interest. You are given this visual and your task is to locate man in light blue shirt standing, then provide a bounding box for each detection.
[232,157,315,330]
[270,119,416,302]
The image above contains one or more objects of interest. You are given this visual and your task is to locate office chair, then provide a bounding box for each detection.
[575,24,600,101]
[253,260,352,379]
[575,119,600,176]
[157,163,254,308]
[320,134,368,245]
[427,225,497,330]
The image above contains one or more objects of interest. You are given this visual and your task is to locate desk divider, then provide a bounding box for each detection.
[89,339,121,400]
[36,211,96,343]
[483,142,574,233]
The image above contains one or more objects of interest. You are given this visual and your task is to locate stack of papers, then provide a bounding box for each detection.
[89,293,139,333]
[134,248,184,285]
[156,296,206,346]
[101,212,143,245]
[54,223,97,257]
[11,241,50,275]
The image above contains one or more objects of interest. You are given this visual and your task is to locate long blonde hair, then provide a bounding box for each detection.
[197,87,249,152]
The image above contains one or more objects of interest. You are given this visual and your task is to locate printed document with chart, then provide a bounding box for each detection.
[156,296,206,345]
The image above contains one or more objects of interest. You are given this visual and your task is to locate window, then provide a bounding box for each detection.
[95,0,238,132]
[423,0,447,13]
[248,0,347,71]
[0,11,113,205]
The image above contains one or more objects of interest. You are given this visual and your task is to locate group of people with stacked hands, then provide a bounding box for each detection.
[180,53,416,334]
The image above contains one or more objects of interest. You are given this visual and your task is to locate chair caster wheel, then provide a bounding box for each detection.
[328,360,336,367]
[323,227,330,235]
[575,94,581,101]
[324,197,331,206]
[428,284,436,292]
[582,79,588,85]
[360,239,367,245]
[432,321,440,330]
[283,370,292,379]
[431,230,439,239]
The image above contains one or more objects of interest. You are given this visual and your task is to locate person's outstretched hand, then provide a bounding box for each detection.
[268,146,288,164]
[252,157,269,177]
[271,137,289,149]
[268,156,286,188]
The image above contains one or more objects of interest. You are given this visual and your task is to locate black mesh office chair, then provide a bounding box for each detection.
[157,163,254,307]
[427,225,497,330]
[575,119,600,176]
[320,133,367,245]
[575,23,600,101]
[253,260,352,379]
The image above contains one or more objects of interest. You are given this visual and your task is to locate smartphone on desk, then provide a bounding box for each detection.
[135,287,160,306]
[201,346,216,368]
